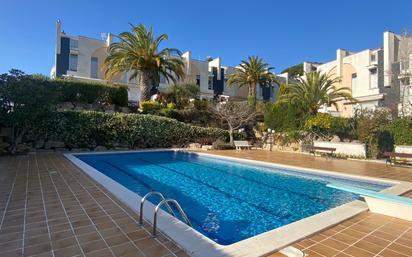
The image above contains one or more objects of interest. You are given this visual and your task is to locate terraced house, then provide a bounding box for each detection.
[51,20,279,103]
[303,31,412,117]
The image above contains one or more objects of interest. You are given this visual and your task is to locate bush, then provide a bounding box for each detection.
[140,101,163,113]
[212,139,235,150]
[193,99,209,110]
[357,110,392,158]
[381,117,412,146]
[26,111,228,149]
[304,113,353,140]
[46,78,128,106]
[264,102,304,131]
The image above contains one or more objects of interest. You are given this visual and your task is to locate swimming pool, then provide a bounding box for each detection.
[75,150,391,245]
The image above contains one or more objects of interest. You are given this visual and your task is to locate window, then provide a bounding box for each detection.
[369,68,378,88]
[370,54,376,62]
[208,76,213,90]
[196,75,200,86]
[69,39,78,49]
[90,57,98,78]
[351,73,357,90]
[69,54,78,71]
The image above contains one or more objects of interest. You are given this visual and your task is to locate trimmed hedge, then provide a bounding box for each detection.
[26,77,128,107]
[27,111,228,149]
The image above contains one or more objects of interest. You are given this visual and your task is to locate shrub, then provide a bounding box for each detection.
[381,117,412,146]
[47,78,128,106]
[212,139,235,150]
[304,113,353,140]
[357,110,392,158]
[140,101,163,113]
[193,99,209,110]
[26,111,228,149]
[264,102,304,131]
[166,83,199,109]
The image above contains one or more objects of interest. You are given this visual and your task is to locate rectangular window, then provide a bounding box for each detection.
[208,76,213,90]
[91,57,98,78]
[69,54,78,71]
[370,54,376,62]
[196,75,200,86]
[369,68,378,88]
[351,73,357,90]
[69,39,78,49]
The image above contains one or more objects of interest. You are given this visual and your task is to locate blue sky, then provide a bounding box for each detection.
[1,0,411,76]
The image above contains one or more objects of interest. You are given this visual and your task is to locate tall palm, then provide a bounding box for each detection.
[227,56,277,105]
[104,24,185,102]
[279,71,355,115]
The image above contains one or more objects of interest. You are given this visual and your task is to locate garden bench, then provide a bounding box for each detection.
[234,141,252,150]
[383,151,412,166]
[309,146,336,158]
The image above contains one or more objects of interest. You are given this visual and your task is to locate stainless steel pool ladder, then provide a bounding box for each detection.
[139,191,175,225]
[153,198,192,237]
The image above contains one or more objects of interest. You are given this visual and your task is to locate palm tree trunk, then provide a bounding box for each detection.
[248,83,257,106]
[140,72,151,102]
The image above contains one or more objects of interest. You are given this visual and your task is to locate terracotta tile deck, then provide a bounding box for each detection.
[1,150,412,257]
[0,152,189,257]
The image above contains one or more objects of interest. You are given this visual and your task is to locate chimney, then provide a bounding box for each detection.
[181,51,192,75]
[106,33,113,46]
[336,49,348,77]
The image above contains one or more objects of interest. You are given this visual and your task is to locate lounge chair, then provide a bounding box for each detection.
[327,183,412,221]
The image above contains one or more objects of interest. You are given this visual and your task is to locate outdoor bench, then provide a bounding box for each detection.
[234,141,252,150]
[309,146,336,158]
[384,151,412,166]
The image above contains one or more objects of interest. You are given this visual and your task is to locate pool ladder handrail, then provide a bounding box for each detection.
[153,198,192,237]
[139,191,175,225]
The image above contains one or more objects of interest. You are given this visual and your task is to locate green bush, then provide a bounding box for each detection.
[357,110,392,158]
[304,113,353,140]
[140,101,163,113]
[212,139,235,150]
[264,102,303,131]
[45,78,128,106]
[193,99,209,110]
[381,118,412,146]
[27,111,228,149]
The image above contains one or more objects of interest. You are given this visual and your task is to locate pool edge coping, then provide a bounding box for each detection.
[64,149,412,257]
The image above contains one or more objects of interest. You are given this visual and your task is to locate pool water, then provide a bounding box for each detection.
[76,151,390,245]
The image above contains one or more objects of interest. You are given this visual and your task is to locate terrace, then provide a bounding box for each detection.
[1,150,411,257]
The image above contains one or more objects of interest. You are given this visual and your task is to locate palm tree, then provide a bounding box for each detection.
[227,56,277,105]
[279,71,355,115]
[104,24,185,102]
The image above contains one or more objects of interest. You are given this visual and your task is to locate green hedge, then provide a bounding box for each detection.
[24,77,129,107]
[27,111,228,149]
[381,118,412,146]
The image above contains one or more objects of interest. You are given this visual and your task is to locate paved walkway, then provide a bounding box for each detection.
[0,153,189,257]
[1,150,412,257]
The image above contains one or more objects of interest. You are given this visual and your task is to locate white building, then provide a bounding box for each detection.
[51,20,278,103]
[303,31,410,117]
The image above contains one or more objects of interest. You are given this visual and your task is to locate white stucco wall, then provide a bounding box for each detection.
[314,141,367,158]
[395,145,412,154]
